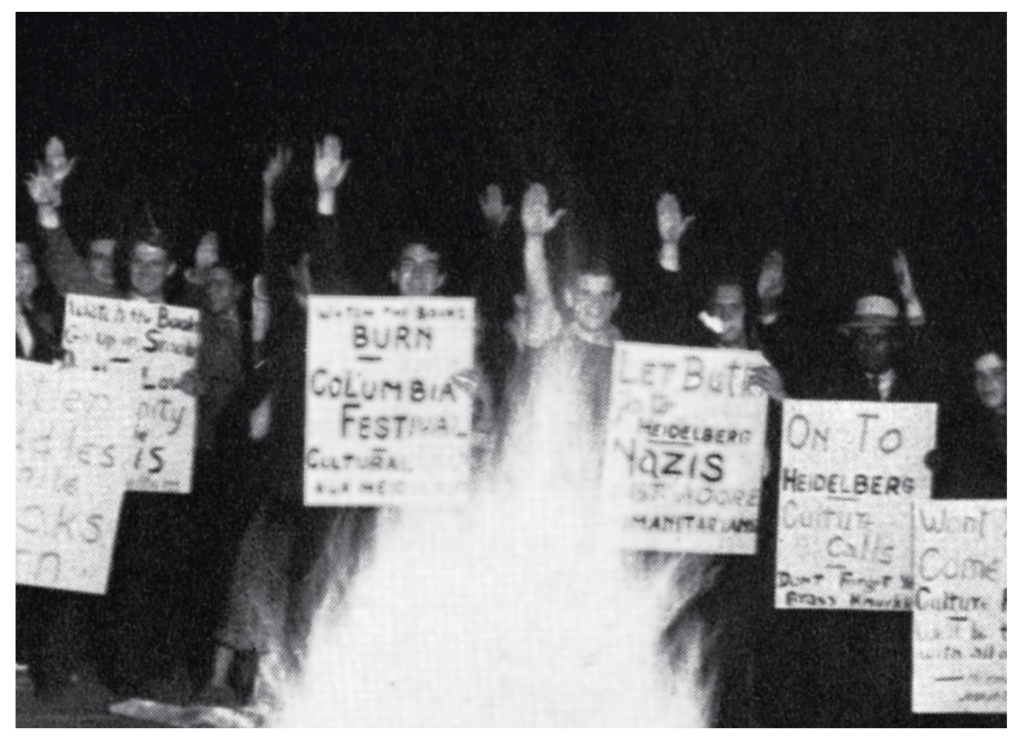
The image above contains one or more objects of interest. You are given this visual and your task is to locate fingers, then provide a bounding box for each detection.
[657,192,680,215]
[550,207,566,227]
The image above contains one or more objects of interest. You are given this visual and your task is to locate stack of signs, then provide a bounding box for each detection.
[913,500,1006,714]
[16,361,133,594]
[304,296,476,506]
[775,400,937,611]
[602,343,770,554]
[61,295,200,493]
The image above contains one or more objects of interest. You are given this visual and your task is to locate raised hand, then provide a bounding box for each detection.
[478,183,511,227]
[263,145,293,194]
[520,183,564,237]
[757,250,785,305]
[656,193,696,245]
[44,137,77,186]
[748,364,786,402]
[893,249,918,302]
[25,169,61,208]
[313,134,350,193]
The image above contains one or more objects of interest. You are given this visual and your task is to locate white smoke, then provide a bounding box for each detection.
[271,349,714,727]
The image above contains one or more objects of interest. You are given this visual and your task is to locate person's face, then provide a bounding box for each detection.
[89,238,117,286]
[712,283,746,345]
[854,326,895,374]
[974,352,1007,412]
[130,242,175,299]
[391,243,445,297]
[194,231,220,271]
[204,266,242,317]
[565,273,620,332]
[16,243,38,303]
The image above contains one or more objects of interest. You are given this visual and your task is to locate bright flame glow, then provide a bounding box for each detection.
[271,346,714,726]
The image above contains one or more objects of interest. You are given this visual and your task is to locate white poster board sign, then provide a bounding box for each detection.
[61,294,199,493]
[304,296,475,506]
[775,400,937,611]
[16,361,133,594]
[602,343,770,554]
[912,499,1006,714]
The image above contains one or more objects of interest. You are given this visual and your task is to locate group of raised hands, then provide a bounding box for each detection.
[24,134,921,329]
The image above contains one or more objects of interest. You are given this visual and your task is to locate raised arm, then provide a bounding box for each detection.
[893,249,925,328]
[520,183,565,347]
[262,145,293,238]
[24,137,99,296]
[308,133,357,294]
[655,192,696,273]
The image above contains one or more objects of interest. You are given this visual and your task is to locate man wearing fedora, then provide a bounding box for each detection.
[825,250,933,404]
[810,250,934,727]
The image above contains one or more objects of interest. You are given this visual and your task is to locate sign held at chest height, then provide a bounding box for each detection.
[61,295,199,493]
[775,400,937,611]
[912,500,1006,714]
[304,296,475,506]
[602,343,770,554]
[16,361,134,594]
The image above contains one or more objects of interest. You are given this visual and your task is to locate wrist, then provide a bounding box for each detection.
[316,190,336,216]
[658,242,680,272]
[37,205,60,230]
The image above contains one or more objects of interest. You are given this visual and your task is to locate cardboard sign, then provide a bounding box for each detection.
[61,294,199,493]
[304,296,476,506]
[16,361,133,594]
[602,343,770,553]
[912,500,1006,714]
[775,400,937,611]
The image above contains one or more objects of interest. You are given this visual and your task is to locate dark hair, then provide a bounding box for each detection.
[130,225,175,263]
[394,235,444,270]
[206,260,246,285]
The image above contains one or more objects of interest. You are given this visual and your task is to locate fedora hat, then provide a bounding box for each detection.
[840,294,901,333]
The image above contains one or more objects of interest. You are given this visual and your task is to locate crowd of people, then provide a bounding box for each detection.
[16,134,1006,727]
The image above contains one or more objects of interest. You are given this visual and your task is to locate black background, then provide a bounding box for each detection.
[16,13,1006,346]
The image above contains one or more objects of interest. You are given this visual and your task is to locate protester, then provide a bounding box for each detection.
[14,129,1006,728]
[201,135,363,705]
[939,338,1006,498]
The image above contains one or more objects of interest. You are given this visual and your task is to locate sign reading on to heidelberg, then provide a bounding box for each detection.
[602,343,770,554]
[775,400,937,611]
[304,296,476,507]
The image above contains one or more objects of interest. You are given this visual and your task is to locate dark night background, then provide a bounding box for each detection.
[17,13,1006,351]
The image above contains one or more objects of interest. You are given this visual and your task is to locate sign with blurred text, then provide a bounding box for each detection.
[602,343,770,554]
[16,361,133,594]
[61,295,199,493]
[912,499,1005,714]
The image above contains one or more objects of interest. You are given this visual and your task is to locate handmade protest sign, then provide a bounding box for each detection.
[912,500,1006,714]
[61,294,199,493]
[602,343,770,553]
[304,296,476,506]
[775,400,937,611]
[16,361,133,594]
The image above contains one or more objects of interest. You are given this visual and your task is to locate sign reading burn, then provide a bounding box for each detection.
[304,296,475,506]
